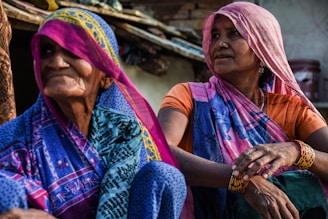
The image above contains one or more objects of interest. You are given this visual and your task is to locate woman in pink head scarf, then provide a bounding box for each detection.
[159,1,328,219]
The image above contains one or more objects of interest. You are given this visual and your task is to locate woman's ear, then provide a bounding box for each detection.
[101,76,113,89]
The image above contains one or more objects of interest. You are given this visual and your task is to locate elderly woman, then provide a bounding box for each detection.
[158,2,328,219]
[0,8,186,219]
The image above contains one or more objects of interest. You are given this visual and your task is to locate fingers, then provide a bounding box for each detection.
[232,145,272,179]
[285,202,300,219]
[232,144,289,179]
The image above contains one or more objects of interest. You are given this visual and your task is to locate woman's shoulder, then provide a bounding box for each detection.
[160,82,193,116]
[266,92,304,106]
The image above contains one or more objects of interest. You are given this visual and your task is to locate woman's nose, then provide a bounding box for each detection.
[216,37,229,48]
[48,53,70,69]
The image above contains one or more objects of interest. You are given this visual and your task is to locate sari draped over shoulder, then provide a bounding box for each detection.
[0,8,178,219]
[186,2,328,218]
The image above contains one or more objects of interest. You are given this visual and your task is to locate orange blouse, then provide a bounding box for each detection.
[160,83,326,153]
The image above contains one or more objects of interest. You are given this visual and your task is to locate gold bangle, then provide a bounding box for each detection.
[292,140,315,169]
[228,172,248,193]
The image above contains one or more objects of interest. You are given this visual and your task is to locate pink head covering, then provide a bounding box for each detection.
[202,1,320,116]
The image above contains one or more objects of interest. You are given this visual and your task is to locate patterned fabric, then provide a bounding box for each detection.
[0,7,181,219]
[31,8,177,167]
[128,161,187,219]
[0,177,27,210]
[186,2,328,218]
[89,105,143,219]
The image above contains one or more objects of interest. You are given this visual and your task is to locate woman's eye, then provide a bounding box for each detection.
[211,32,220,39]
[40,46,53,59]
[229,30,241,38]
[64,50,79,59]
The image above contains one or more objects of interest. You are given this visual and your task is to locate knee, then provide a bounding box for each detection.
[135,161,186,195]
[138,161,185,183]
[0,177,27,211]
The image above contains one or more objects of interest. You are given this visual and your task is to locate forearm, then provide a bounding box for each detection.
[308,150,328,183]
[170,145,232,188]
[304,127,328,183]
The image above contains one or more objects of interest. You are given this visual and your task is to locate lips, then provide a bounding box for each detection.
[214,53,233,59]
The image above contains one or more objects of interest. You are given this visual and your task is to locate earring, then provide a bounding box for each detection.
[259,62,265,76]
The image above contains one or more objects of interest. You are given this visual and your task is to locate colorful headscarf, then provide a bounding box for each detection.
[31,8,177,167]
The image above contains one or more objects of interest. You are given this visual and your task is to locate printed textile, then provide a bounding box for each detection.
[0,8,178,219]
[187,2,328,218]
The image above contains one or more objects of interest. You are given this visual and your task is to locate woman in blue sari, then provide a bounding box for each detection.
[0,7,186,219]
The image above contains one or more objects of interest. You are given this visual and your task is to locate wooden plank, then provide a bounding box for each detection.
[4,0,50,16]
[3,1,45,25]
[57,0,186,38]
[169,18,204,31]
[8,18,39,31]
[111,20,205,62]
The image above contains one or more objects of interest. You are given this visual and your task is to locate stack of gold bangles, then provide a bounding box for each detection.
[292,140,315,170]
[228,173,248,193]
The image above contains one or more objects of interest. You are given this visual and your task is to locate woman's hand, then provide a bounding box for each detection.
[0,208,57,219]
[242,175,299,219]
[232,142,300,179]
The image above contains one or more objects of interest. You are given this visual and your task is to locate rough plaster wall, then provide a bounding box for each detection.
[120,56,195,113]
[261,0,328,101]
[245,0,328,102]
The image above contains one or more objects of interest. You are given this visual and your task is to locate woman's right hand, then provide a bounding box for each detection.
[243,175,300,219]
[0,208,57,219]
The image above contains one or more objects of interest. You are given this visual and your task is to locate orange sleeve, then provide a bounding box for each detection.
[160,83,194,152]
[160,83,193,117]
[267,93,326,141]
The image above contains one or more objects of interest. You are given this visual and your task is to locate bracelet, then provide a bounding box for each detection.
[292,140,315,169]
[228,172,248,193]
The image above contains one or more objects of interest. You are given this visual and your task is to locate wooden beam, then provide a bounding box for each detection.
[3,1,45,25]
[57,0,186,38]
[111,20,205,62]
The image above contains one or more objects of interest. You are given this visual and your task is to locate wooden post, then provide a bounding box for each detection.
[0,0,16,124]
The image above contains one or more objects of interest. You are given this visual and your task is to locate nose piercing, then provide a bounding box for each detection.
[61,60,70,67]
[221,42,228,48]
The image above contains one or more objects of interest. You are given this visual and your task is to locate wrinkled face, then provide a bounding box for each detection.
[209,15,260,80]
[39,36,105,102]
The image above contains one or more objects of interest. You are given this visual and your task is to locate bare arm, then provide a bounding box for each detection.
[158,106,232,188]
[305,127,328,182]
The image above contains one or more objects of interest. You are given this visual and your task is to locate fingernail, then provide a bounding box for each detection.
[232,165,236,170]
[232,170,239,176]
[263,173,268,178]
[243,175,249,181]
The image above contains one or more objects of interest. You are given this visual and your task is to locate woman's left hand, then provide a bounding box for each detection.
[242,175,300,219]
[232,142,300,179]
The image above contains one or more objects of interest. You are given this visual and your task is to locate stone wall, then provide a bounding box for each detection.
[120,0,232,40]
